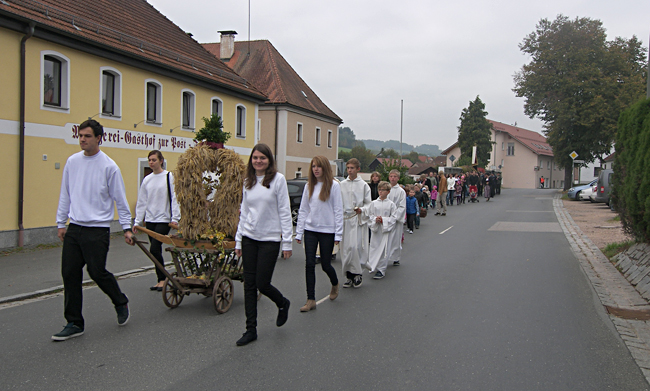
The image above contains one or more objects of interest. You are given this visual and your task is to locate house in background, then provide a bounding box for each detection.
[203,32,342,179]
[0,0,265,248]
[408,163,437,179]
[442,120,566,189]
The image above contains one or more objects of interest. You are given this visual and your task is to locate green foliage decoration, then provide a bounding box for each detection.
[613,98,650,242]
[194,114,231,144]
[376,161,415,185]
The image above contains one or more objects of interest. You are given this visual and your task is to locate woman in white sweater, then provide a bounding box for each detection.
[133,150,180,291]
[295,155,343,312]
[234,144,293,346]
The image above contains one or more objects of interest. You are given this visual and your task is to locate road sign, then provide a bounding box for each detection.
[450,155,456,162]
[570,151,578,159]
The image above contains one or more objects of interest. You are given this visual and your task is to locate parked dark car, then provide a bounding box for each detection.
[594,169,614,205]
[287,178,307,225]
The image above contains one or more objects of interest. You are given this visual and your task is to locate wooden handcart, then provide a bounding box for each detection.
[133,225,243,313]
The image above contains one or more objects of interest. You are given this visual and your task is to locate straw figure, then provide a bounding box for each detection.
[173,114,245,241]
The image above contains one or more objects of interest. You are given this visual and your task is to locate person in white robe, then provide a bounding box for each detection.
[365,181,398,279]
[339,159,371,288]
[386,169,406,268]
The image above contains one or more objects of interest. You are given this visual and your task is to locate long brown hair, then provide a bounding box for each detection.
[308,155,333,201]
[244,144,277,190]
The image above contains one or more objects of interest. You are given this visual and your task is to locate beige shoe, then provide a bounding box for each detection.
[300,300,316,312]
[330,284,339,300]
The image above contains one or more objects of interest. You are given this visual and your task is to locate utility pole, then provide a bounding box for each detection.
[400,99,403,166]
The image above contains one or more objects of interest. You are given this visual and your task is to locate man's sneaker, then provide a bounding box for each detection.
[236,330,257,346]
[408,230,413,234]
[353,275,363,288]
[116,303,130,326]
[52,323,84,341]
[373,271,384,280]
[342,279,353,288]
[393,260,400,266]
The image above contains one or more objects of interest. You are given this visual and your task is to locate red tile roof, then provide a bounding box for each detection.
[202,40,342,123]
[375,158,413,168]
[603,152,615,162]
[1,0,265,100]
[489,120,554,157]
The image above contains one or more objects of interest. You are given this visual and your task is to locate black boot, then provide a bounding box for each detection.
[276,298,290,327]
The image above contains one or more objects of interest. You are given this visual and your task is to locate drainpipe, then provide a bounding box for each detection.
[274,105,278,158]
[19,22,35,247]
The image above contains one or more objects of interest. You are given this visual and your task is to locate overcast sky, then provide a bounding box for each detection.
[149,0,649,150]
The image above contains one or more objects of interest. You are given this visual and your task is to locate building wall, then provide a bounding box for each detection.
[1,30,259,246]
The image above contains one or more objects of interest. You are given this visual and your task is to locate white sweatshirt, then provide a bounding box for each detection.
[134,170,181,227]
[56,150,132,229]
[295,180,344,242]
[235,173,293,251]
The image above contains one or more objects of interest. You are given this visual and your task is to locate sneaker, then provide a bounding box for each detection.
[373,271,384,280]
[116,303,130,326]
[342,279,353,288]
[393,260,400,266]
[441,212,446,216]
[276,298,290,327]
[408,230,413,234]
[353,275,363,288]
[52,323,84,341]
[236,330,257,346]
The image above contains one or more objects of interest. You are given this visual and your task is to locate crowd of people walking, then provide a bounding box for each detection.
[53,121,502,346]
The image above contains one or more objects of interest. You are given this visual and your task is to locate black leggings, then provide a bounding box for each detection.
[146,222,171,282]
[304,230,338,300]
[241,236,285,331]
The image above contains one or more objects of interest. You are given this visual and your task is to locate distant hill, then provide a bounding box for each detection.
[359,139,442,157]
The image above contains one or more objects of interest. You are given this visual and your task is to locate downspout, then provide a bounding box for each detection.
[274,105,279,158]
[19,22,35,247]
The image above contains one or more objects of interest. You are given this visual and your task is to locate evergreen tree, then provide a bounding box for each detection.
[457,96,493,168]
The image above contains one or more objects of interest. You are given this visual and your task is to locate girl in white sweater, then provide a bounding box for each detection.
[234,144,293,346]
[295,155,343,312]
[133,150,180,291]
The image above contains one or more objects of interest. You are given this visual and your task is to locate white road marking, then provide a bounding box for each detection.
[316,296,330,305]
[439,226,453,235]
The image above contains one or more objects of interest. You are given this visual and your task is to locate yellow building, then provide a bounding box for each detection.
[0,0,266,248]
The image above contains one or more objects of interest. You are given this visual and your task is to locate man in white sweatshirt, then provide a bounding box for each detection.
[52,119,134,341]
[383,169,406,274]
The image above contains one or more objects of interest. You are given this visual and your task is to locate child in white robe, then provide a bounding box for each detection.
[365,181,399,279]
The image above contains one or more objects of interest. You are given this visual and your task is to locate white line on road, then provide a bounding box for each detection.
[316,296,330,305]
[439,226,453,235]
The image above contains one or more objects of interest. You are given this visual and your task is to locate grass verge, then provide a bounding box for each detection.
[602,240,636,260]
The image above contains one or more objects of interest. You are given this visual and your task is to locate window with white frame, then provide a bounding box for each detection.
[315,127,321,146]
[145,80,162,125]
[42,51,70,111]
[507,143,515,156]
[297,123,303,143]
[327,130,333,148]
[236,105,246,138]
[100,67,121,118]
[181,90,195,130]
[211,97,223,119]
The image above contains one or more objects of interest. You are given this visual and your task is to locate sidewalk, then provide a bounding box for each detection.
[0,234,158,303]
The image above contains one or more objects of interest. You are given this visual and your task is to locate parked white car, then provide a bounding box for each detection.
[589,185,597,202]
[579,185,595,201]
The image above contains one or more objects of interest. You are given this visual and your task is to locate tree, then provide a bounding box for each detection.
[376,161,414,185]
[194,113,230,144]
[406,150,421,164]
[457,96,493,168]
[513,15,647,189]
[378,148,400,159]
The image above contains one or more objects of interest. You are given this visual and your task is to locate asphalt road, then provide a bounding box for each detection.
[1,189,647,390]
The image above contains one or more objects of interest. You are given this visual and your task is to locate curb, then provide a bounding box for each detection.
[0,263,168,305]
[554,194,650,384]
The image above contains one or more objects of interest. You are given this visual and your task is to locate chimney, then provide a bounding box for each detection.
[219,30,237,60]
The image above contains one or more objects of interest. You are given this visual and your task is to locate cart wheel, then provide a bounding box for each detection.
[213,276,234,314]
[162,277,183,308]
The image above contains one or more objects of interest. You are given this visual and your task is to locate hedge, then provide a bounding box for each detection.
[613,97,650,242]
